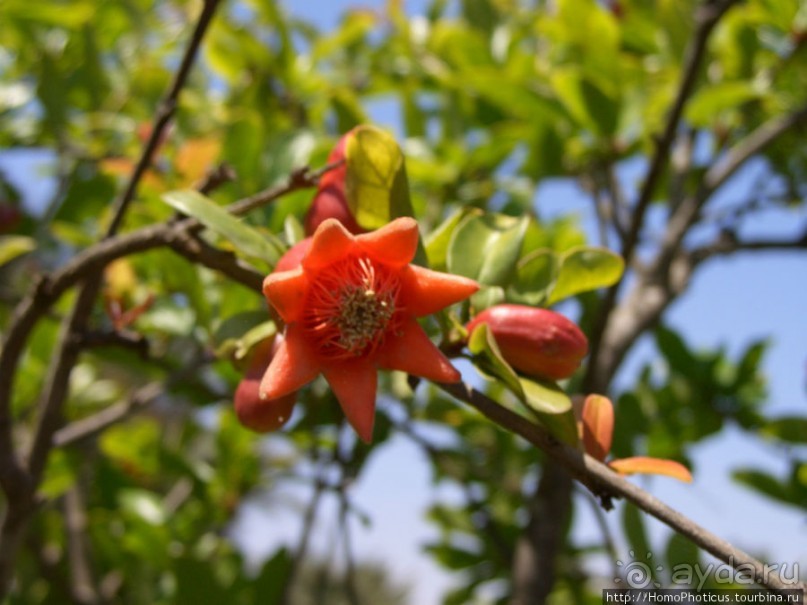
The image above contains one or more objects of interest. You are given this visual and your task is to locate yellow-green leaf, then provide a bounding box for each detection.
[0,235,35,267]
[548,246,624,304]
[162,190,283,267]
[344,125,415,229]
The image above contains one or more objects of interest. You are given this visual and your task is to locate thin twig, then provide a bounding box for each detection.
[438,381,805,595]
[104,0,222,238]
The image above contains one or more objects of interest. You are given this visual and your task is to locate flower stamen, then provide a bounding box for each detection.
[304,255,400,359]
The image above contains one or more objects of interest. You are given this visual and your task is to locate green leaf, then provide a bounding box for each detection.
[344,125,415,229]
[162,190,283,267]
[118,489,166,526]
[551,68,619,136]
[252,548,292,604]
[623,502,652,565]
[519,377,578,446]
[0,235,35,267]
[665,531,700,575]
[548,246,624,304]
[760,417,807,444]
[447,212,529,286]
[468,323,525,401]
[213,312,276,361]
[174,557,227,605]
[508,248,559,306]
[425,207,481,271]
[685,81,762,127]
[732,469,795,506]
[469,324,577,444]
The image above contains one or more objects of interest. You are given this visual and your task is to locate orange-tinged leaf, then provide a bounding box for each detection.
[99,158,164,190]
[176,137,221,185]
[608,457,693,483]
[581,394,614,461]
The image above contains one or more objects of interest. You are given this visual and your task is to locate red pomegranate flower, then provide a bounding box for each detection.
[260,217,479,442]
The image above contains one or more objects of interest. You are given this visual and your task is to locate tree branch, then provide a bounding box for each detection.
[0,1,223,597]
[702,103,807,198]
[438,381,805,595]
[584,0,738,394]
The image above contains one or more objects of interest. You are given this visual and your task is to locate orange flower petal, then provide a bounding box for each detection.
[356,217,419,268]
[263,268,310,323]
[322,358,378,443]
[581,394,614,462]
[259,324,321,399]
[608,457,693,483]
[398,265,480,317]
[377,317,461,383]
[302,219,355,271]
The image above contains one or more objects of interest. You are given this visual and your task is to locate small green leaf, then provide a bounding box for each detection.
[118,488,166,526]
[548,246,624,304]
[162,190,283,266]
[685,81,762,127]
[760,417,807,444]
[468,323,525,400]
[447,212,529,286]
[508,248,559,305]
[425,207,482,271]
[520,377,578,446]
[213,312,276,361]
[0,235,35,267]
[344,125,415,229]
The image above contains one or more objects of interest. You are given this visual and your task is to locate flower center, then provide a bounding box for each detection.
[304,255,401,359]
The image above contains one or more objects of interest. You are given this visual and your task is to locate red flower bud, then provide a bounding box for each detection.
[466,304,588,381]
[304,132,365,236]
[234,337,296,433]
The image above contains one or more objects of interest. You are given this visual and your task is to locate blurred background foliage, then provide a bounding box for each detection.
[0,0,805,603]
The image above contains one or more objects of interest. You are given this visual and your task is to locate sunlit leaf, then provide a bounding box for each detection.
[468,323,525,401]
[508,248,559,306]
[548,246,624,304]
[344,124,415,229]
[162,190,283,266]
[425,207,481,271]
[447,212,529,286]
[0,235,35,267]
[520,376,578,446]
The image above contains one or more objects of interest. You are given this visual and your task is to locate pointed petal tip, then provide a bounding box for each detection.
[400,266,480,317]
[378,318,462,384]
[357,216,420,267]
[322,360,378,443]
[303,218,355,270]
